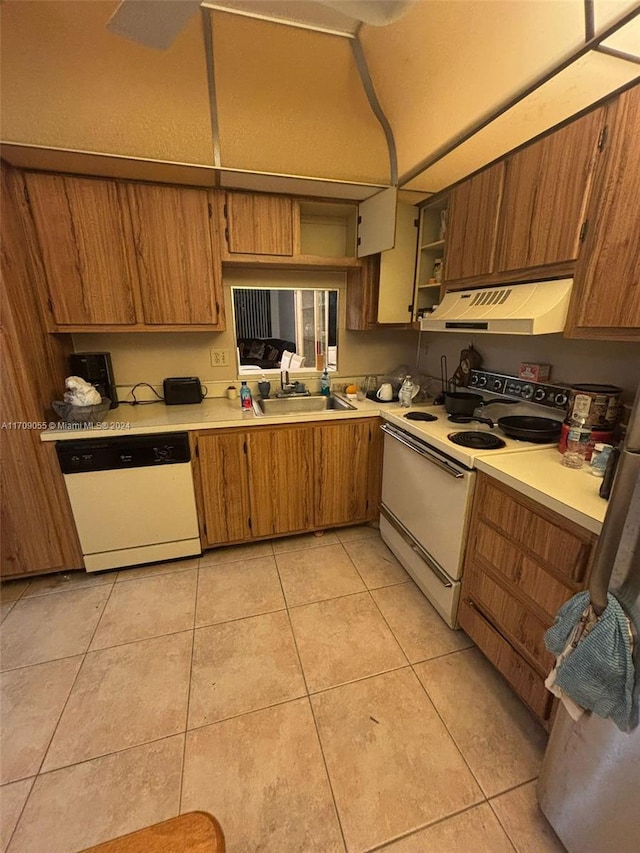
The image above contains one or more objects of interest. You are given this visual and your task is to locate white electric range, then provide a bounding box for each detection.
[379,370,568,629]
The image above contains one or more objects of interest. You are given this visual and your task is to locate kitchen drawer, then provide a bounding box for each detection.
[477,476,594,584]
[473,520,575,620]
[458,597,553,722]
[465,562,555,674]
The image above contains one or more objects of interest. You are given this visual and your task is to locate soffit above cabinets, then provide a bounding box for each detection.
[0,0,637,198]
[404,52,640,194]
[356,0,639,193]
[208,11,389,184]
[0,0,212,165]
[0,0,390,189]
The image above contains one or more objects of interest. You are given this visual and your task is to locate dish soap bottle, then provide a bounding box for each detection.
[320,369,330,396]
[240,380,253,410]
[399,375,414,408]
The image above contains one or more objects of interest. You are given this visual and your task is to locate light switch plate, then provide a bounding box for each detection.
[210,348,230,367]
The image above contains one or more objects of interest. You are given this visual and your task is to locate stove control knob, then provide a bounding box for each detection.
[534,387,546,402]
[477,375,488,388]
[555,392,568,407]
[490,378,501,391]
[469,374,478,386]
[521,384,534,400]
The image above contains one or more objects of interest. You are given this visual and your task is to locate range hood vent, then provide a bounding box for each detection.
[420,279,573,335]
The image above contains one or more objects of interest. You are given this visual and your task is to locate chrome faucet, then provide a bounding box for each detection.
[280,370,295,394]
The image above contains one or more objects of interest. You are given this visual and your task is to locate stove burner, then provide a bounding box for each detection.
[448,431,507,450]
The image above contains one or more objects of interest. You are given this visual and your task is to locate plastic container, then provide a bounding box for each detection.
[240,381,252,410]
[399,376,414,408]
[561,418,591,469]
[590,443,613,477]
[320,369,330,397]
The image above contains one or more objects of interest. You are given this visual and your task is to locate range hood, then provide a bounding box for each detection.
[420,279,573,335]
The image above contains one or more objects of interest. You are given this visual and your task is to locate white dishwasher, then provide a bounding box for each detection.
[56,432,201,572]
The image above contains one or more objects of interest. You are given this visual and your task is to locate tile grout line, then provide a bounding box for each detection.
[366,589,494,806]
[0,599,17,624]
[2,775,36,853]
[195,605,287,631]
[487,775,541,801]
[18,573,118,599]
[408,652,497,801]
[11,732,187,785]
[361,797,518,853]
[4,579,117,852]
[305,695,349,853]
[273,545,349,853]
[272,547,310,698]
[486,791,529,853]
[33,581,118,777]
[177,565,200,815]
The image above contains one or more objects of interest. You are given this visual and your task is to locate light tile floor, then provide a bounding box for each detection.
[0,526,565,853]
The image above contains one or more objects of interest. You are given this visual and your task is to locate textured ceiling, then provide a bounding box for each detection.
[1,0,637,192]
[0,0,212,164]
[0,0,389,183]
[210,11,389,182]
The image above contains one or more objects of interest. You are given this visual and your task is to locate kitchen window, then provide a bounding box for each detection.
[232,286,338,375]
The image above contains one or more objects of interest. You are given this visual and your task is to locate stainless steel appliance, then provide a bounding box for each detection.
[379,370,568,627]
[56,432,201,571]
[537,385,640,852]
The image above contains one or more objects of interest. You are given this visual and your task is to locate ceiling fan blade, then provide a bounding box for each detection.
[319,0,414,27]
[107,0,202,50]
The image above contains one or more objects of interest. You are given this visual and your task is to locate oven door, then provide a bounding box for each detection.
[380,424,475,626]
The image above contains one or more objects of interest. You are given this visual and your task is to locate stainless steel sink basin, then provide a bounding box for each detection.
[253,394,355,416]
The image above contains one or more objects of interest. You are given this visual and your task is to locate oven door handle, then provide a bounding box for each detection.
[380,423,466,479]
[380,504,453,588]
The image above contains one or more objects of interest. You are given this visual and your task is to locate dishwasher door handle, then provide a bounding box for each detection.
[380,423,465,479]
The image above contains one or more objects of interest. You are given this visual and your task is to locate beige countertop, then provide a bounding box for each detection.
[41,397,606,535]
[40,394,388,442]
[475,448,608,535]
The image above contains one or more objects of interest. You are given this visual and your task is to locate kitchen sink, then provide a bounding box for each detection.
[253,394,355,416]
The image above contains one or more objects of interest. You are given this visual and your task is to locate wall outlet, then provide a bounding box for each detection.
[210,348,230,367]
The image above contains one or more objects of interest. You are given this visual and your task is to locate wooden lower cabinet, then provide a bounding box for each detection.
[314,419,382,527]
[459,473,597,726]
[246,425,314,537]
[198,431,251,546]
[195,418,382,548]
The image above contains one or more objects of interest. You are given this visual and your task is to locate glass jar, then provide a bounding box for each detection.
[561,418,591,469]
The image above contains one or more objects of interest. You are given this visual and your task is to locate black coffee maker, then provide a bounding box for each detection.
[68,352,119,409]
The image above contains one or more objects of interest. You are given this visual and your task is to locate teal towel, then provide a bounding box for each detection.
[545,591,637,732]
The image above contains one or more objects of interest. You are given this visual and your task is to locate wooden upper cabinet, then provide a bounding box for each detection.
[224,192,294,256]
[126,183,222,326]
[24,173,137,326]
[494,108,605,273]
[443,162,504,282]
[565,84,640,340]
